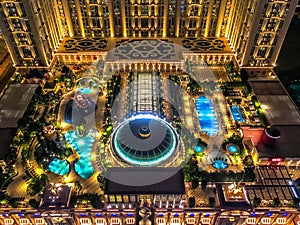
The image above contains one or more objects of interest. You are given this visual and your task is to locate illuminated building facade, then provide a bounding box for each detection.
[0,0,63,67]
[0,0,298,68]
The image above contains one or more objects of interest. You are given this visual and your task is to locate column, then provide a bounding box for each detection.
[120,0,127,37]
[107,1,115,37]
[215,0,227,37]
[162,0,169,37]
[205,0,214,37]
[74,0,85,37]
[62,0,74,37]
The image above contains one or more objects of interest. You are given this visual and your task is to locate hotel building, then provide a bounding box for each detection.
[0,0,298,68]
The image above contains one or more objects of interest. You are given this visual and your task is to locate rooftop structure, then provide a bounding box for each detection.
[0,84,38,128]
[39,183,72,208]
[216,183,251,209]
[104,167,185,195]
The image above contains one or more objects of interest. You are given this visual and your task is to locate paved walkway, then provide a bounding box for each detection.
[6,147,28,198]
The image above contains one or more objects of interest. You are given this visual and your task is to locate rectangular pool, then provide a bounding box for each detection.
[195,96,219,136]
[230,105,245,122]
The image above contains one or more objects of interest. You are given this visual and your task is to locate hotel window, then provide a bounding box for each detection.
[125,218,135,224]
[126,18,132,28]
[24,20,31,31]
[158,6,164,15]
[261,34,272,45]
[102,6,109,16]
[151,18,155,27]
[168,18,174,28]
[201,218,211,224]
[92,18,101,28]
[115,17,121,26]
[257,47,267,58]
[190,6,198,16]
[170,218,180,225]
[266,19,276,31]
[278,20,284,30]
[186,218,195,224]
[156,218,165,225]
[19,4,27,16]
[17,33,28,45]
[141,6,148,15]
[134,19,139,27]
[141,19,148,28]
[189,19,197,28]
[12,20,23,31]
[35,218,45,225]
[134,6,138,15]
[96,218,106,225]
[275,218,286,224]
[261,218,271,224]
[109,195,115,203]
[123,195,129,203]
[125,5,130,13]
[246,218,256,224]
[80,218,91,225]
[22,47,33,58]
[116,195,122,202]
[20,219,29,225]
[4,219,14,225]
[5,3,18,16]
[111,218,121,225]
[271,3,282,16]
[104,18,110,28]
[130,195,136,202]
[90,6,99,16]
[151,6,155,15]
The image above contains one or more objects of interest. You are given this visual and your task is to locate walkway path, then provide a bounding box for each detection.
[6,147,28,198]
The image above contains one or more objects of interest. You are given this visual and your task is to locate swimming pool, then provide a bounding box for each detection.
[48,158,70,175]
[194,145,204,153]
[226,143,239,154]
[230,105,245,122]
[64,130,95,179]
[195,96,219,136]
[212,160,228,169]
[77,87,93,95]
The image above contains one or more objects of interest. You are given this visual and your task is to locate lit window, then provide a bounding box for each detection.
[4,219,14,225]
[125,218,135,224]
[186,218,195,224]
[246,218,256,224]
[96,218,106,225]
[156,218,166,225]
[80,218,91,225]
[276,218,286,224]
[261,217,271,224]
[201,218,211,224]
[20,219,29,225]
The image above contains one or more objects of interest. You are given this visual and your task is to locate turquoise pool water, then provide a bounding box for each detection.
[227,144,239,153]
[195,96,219,136]
[48,158,70,175]
[230,105,245,122]
[77,87,93,94]
[194,145,204,153]
[64,130,95,179]
[212,160,228,169]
